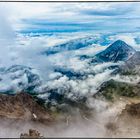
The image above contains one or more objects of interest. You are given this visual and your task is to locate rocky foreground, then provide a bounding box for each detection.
[20,129,44,138]
[0,92,139,138]
[0,92,53,122]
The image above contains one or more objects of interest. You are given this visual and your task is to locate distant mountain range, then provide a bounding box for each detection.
[93,43,140,101]
[1,40,138,92]
[42,35,111,56]
[0,39,140,109]
[56,40,137,79]
[42,39,140,106]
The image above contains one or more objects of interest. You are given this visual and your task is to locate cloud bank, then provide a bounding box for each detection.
[0,2,140,105]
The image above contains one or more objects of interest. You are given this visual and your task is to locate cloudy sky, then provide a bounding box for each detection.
[1,2,140,35]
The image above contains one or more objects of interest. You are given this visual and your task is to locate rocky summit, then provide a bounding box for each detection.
[93,40,136,63]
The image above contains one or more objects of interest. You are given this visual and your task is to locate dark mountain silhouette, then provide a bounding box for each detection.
[94,40,136,62]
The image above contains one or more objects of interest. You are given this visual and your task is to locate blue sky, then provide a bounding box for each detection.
[1,2,140,35]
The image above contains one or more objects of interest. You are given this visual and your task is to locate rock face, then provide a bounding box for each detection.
[121,103,140,118]
[125,51,140,66]
[0,92,52,122]
[20,129,44,138]
[94,40,136,63]
[42,36,94,56]
[121,51,140,73]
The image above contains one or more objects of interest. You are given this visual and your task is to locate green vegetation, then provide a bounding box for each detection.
[120,70,137,76]
[96,79,140,101]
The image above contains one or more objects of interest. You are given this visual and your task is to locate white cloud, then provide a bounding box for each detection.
[112,74,140,84]
[109,33,140,50]
[0,2,138,32]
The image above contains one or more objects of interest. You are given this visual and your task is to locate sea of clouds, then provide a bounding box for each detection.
[0,31,140,105]
[0,3,140,106]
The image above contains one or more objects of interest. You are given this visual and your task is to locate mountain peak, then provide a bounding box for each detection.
[115,40,129,46]
[108,40,133,50]
[95,40,136,62]
[113,39,126,44]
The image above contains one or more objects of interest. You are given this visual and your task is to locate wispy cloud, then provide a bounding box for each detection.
[80,4,133,16]
[1,2,140,34]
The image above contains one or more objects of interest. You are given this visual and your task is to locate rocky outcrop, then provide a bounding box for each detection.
[20,129,44,138]
[121,103,140,118]
[120,51,140,74]
[0,92,53,122]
